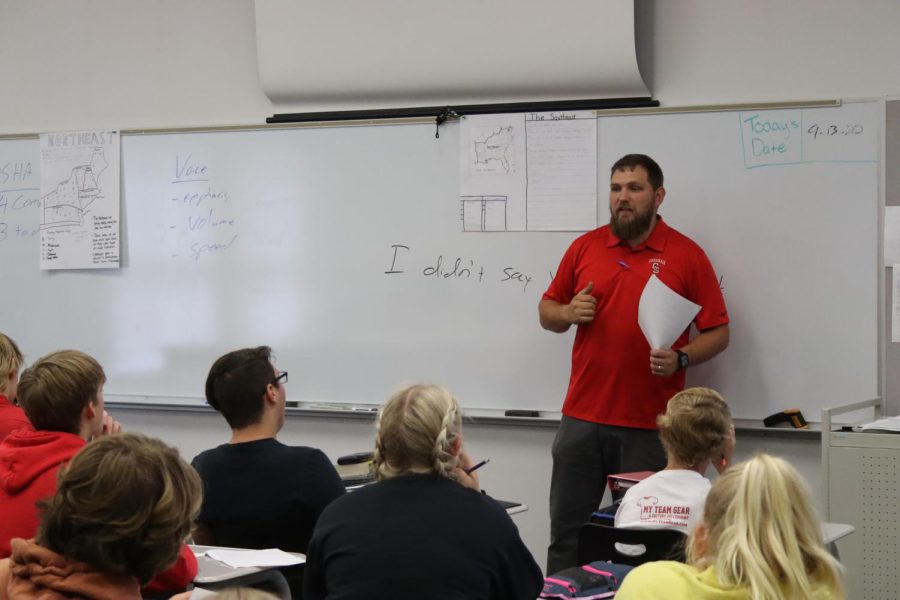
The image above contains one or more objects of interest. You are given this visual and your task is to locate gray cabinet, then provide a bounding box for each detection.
[823,399,900,599]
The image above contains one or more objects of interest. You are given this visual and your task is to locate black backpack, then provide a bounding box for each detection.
[540,561,635,599]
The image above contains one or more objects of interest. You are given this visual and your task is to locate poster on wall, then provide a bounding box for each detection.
[39,129,120,270]
[458,111,597,232]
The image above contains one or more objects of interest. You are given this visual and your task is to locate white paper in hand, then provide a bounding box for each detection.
[638,275,701,349]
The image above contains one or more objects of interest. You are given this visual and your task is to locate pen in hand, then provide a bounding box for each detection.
[465,458,490,475]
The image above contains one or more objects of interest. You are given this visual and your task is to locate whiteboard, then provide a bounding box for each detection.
[0,101,881,419]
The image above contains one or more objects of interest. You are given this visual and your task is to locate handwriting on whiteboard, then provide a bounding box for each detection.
[0,161,40,245]
[740,108,875,169]
[384,244,536,292]
[166,154,239,261]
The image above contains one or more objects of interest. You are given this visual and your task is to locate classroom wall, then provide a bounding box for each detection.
[0,0,270,134]
[635,0,900,107]
[3,0,898,572]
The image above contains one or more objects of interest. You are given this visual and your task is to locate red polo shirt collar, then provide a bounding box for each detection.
[607,215,670,252]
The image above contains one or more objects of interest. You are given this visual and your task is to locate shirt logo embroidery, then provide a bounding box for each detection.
[638,496,659,520]
[648,258,666,274]
[637,495,691,526]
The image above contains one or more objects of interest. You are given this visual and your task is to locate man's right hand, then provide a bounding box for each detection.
[565,282,597,324]
[538,282,598,333]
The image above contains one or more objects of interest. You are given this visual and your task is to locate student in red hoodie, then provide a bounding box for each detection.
[0,333,29,442]
[0,349,197,595]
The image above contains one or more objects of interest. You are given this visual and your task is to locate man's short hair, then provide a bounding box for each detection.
[611,154,664,190]
[37,433,202,584]
[205,346,275,429]
[17,350,105,434]
[0,333,23,396]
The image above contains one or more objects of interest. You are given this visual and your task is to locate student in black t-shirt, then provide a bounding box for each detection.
[304,384,543,600]
[192,346,345,598]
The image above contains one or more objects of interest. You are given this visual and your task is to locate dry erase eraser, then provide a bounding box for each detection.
[505,409,540,418]
[763,409,808,429]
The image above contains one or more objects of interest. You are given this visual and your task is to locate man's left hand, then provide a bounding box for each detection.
[649,348,678,377]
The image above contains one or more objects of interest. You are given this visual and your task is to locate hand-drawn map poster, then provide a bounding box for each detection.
[458,111,597,232]
[39,129,120,270]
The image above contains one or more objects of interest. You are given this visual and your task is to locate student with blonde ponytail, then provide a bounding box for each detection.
[370,383,470,483]
[615,387,734,535]
[616,453,844,600]
[304,384,543,600]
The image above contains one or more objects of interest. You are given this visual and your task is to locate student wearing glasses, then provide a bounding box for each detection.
[191,346,345,598]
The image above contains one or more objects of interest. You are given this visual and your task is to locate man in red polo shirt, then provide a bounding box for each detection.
[539,154,730,573]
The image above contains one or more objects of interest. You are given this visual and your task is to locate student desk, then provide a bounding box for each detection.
[496,498,528,515]
[821,522,856,561]
[190,544,302,595]
[341,473,527,514]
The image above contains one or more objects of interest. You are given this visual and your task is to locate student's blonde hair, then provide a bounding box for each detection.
[0,333,23,395]
[657,387,731,468]
[373,384,462,481]
[688,453,844,600]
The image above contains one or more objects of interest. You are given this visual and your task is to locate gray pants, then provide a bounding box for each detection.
[546,416,666,575]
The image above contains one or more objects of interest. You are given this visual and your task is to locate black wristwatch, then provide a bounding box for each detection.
[676,349,690,371]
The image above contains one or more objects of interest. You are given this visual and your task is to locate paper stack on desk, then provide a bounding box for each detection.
[205,548,305,568]
[853,416,900,433]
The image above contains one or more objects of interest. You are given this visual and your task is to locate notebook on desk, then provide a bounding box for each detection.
[607,470,654,503]
[591,503,619,525]
[191,546,265,584]
[194,554,257,584]
[191,545,306,584]
[589,471,654,525]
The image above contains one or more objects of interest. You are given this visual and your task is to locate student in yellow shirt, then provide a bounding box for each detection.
[616,453,844,600]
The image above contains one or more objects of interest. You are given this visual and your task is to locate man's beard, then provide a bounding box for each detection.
[610,206,654,242]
